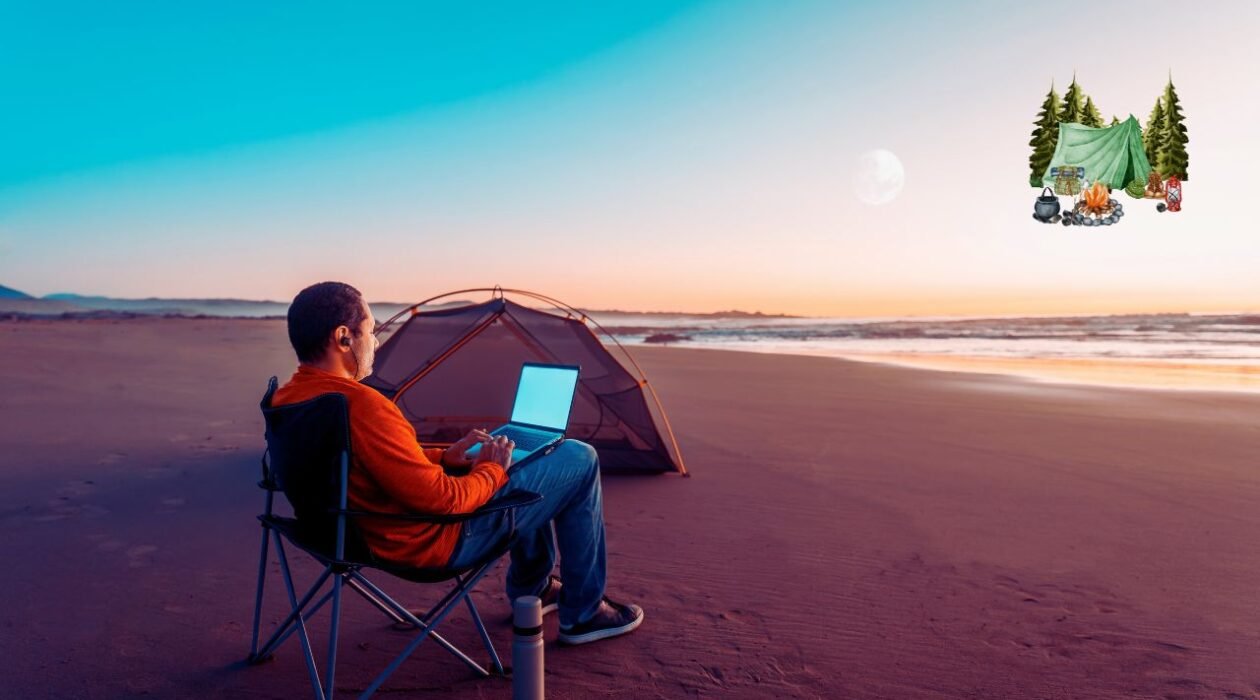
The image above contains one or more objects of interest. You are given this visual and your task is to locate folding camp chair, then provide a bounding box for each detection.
[247,377,541,700]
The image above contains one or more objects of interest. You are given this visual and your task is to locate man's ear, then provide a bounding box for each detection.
[333,325,353,349]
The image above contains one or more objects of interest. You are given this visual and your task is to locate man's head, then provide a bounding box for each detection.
[286,281,379,380]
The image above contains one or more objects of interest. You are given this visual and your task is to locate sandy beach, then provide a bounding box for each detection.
[2,317,1259,699]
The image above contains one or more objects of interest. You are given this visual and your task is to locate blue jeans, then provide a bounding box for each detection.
[447,439,607,627]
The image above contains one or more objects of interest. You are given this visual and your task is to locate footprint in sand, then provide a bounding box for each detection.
[716,609,755,624]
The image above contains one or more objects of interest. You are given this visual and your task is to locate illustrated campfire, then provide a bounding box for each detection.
[1063,181,1124,227]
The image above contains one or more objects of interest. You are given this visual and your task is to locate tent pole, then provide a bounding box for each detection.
[388,311,502,406]
[568,316,690,477]
[637,379,689,477]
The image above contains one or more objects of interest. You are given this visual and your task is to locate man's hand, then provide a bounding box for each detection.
[474,435,515,472]
[442,428,491,468]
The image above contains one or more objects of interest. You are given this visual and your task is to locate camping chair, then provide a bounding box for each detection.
[247,377,541,699]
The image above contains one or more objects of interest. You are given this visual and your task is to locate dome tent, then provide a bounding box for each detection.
[364,288,688,475]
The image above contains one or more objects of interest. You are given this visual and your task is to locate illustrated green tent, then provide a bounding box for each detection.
[1040,115,1152,190]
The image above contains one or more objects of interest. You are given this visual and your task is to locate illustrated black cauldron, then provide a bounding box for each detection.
[1033,187,1061,222]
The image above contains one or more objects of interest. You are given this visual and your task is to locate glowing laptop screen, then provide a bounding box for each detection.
[510,364,579,430]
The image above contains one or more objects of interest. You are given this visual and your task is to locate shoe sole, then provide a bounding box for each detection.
[557,610,644,646]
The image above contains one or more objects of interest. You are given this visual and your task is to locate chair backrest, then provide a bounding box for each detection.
[260,376,352,543]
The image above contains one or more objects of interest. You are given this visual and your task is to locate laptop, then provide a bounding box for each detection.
[462,362,580,469]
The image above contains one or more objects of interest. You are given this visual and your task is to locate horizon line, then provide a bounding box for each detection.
[5,291,1260,323]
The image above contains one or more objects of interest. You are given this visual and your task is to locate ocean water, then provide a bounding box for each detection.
[588,312,1260,391]
[23,295,1259,389]
[594,312,1260,364]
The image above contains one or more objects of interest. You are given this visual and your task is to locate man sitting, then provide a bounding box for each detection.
[270,281,643,645]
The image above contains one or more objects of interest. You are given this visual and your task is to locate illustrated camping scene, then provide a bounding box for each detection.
[1029,75,1188,225]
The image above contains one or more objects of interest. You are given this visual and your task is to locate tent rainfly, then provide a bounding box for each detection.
[1040,115,1152,190]
[364,288,688,475]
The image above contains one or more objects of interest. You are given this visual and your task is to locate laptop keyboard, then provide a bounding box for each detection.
[498,426,556,452]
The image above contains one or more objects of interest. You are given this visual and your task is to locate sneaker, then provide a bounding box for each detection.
[507,575,561,623]
[536,575,561,616]
[557,597,644,646]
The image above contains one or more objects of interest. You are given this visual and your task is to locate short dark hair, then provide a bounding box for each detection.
[287,282,368,363]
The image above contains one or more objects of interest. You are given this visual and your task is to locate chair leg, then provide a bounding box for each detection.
[344,576,407,625]
[414,575,468,624]
[357,564,498,699]
[256,554,334,661]
[261,585,336,660]
[324,573,344,700]
[261,580,343,697]
[346,571,483,671]
[249,536,510,698]
[248,524,272,661]
[274,534,327,700]
[458,574,505,675]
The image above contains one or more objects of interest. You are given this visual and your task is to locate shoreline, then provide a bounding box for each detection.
[7,315,1259,394]
[829,351,1260,394]
[632,342,1260,395]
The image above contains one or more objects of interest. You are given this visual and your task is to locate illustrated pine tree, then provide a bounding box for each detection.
[1058,76,1085,125]
[1082,96,1105,128]
[1158,78,1189,180]
[1143,97,1165,168]
[1110,115,1121,126]
[1028,83,1061,187]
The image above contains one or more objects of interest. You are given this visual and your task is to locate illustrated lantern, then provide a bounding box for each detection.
[1165,175,1182,212]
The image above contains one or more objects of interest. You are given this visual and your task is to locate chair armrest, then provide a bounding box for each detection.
[332,490,543,524]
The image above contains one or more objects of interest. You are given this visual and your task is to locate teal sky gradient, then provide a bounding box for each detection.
[1,1,1256,316]
[0,2,701,185]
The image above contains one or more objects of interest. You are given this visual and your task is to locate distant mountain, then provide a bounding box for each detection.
[0,298,85,315]
[42,293,99,301]
[0,284,33,300]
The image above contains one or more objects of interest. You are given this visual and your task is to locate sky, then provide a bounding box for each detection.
[1,0,1257,317]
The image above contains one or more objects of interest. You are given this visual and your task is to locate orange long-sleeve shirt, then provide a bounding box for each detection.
[271,365,508,567]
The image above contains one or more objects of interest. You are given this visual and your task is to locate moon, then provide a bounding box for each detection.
[853,149,905,206]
